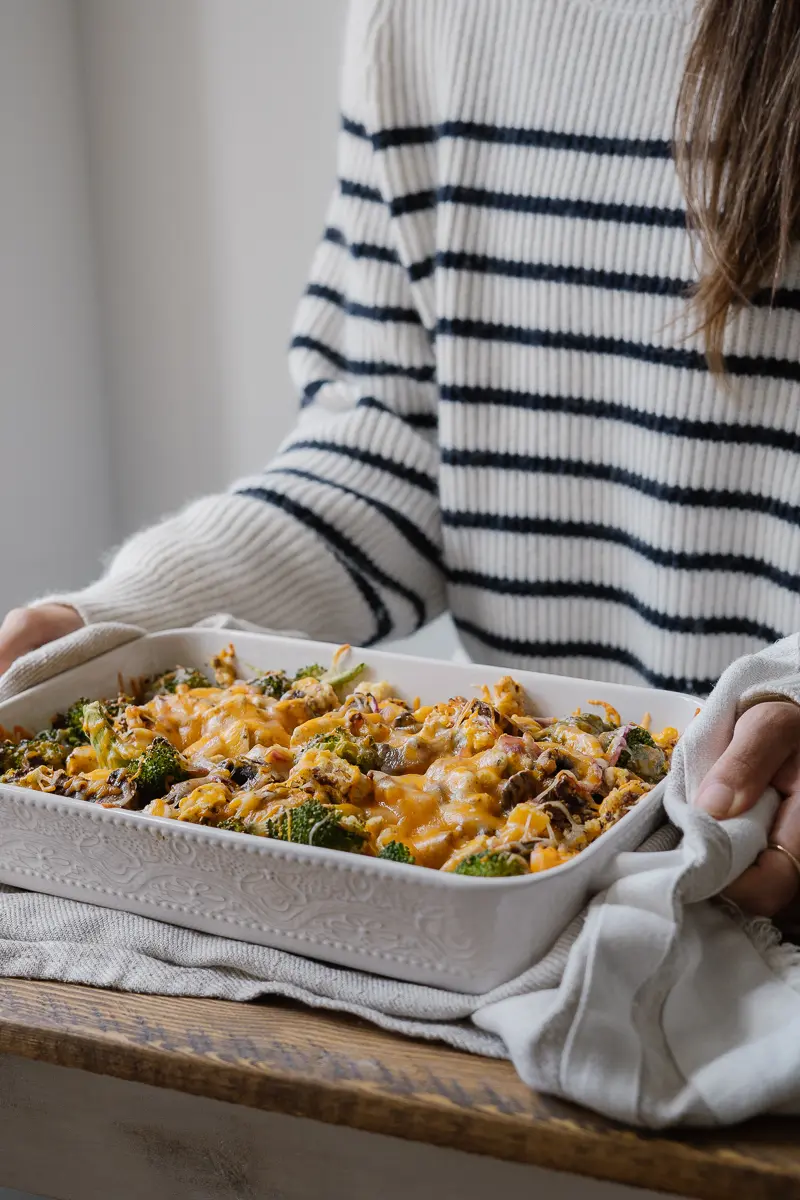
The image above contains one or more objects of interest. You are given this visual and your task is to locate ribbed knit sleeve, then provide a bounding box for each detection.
[42,1,447,646]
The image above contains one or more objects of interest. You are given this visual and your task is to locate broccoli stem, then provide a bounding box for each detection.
[322,662,367,691]
[81,701,133,770]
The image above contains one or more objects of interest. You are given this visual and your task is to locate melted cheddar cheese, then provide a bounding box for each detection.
[6,647,679,877]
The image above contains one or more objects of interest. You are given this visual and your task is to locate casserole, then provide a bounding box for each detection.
[0,630,698,992]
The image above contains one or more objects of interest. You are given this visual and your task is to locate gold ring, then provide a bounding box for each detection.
[767,841,800,881]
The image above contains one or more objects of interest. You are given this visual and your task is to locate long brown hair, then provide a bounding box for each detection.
[675,0,800,371]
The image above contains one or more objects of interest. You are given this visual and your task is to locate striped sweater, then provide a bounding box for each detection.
[49,0,800,695]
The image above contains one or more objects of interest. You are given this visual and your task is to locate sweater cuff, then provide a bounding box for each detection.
[32,578,186,633]
[33,490,382,642]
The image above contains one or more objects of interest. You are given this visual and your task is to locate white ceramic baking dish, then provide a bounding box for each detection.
[0,630,699,993]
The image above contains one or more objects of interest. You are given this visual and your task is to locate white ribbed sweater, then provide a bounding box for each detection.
[49,0,800,695]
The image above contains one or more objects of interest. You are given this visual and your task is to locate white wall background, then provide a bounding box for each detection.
[0,0,109,613]
[78,0,228,534]
[0,0,458,654]
[77,0,348,533]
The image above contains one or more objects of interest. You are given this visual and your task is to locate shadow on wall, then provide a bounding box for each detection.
[0,0,110,614]
[1,0,348,613]
[76,0,351,555]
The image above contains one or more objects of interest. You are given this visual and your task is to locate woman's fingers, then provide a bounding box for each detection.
[725,753,800,915]
[693,701,800,917]
[694,701,800,819]
[0,605,83,675]
[723,849,800,918]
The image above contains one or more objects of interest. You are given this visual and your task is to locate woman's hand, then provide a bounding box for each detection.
[0,604,84,674]
[695,700,800,917]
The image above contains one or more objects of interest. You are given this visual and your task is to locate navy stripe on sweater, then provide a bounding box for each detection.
[448,570,782,642]
[306,282,422,326]
[300,379,330,405]
[441,447,800,527]
[289,438,438,495]
[436,250,688,297]
[437,318,800,381]
[341,115,672,158]
[355,395,437,430]
[411,186,685,227]
[323,224,436,286]
[454,618,715,694]
[324,234,800,312]
[299,389,437,430]
[409,256,436,282]
[435,251,800,310]
[270,465,442,568]
[341,175,686,228]
[441,510,800,595]
[339,178,384,205]
[236,487,393,642]
[236,486,425,631]
[290,335,434,383]
[439,384,800,454]
[323,225,400,266]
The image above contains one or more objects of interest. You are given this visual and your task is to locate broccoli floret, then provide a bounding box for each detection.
[252,660,367,695]
[454,850,528,878]
[308,730,379,773]
[617,726,666,782]
[217,817,251,834]
[56,696,133,747]
[0,740,20,774]
[0,731,73,775]
[293,664,326,681]
[625,726,656,749]
[148,666,211,696]
[0,720,92,777]
[62,699,91,746]
[24,731,72,769]
[378,841,416,865]
[249,670,291,699]
[131,736,189,799]
[335,735,379,773]
[265,800,366,853]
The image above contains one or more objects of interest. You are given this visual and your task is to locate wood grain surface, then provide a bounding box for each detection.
[0,977,798,1200]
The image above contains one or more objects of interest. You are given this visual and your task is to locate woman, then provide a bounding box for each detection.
[3,0,800,913]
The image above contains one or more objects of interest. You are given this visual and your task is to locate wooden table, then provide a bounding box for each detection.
[0,980,798,1200]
